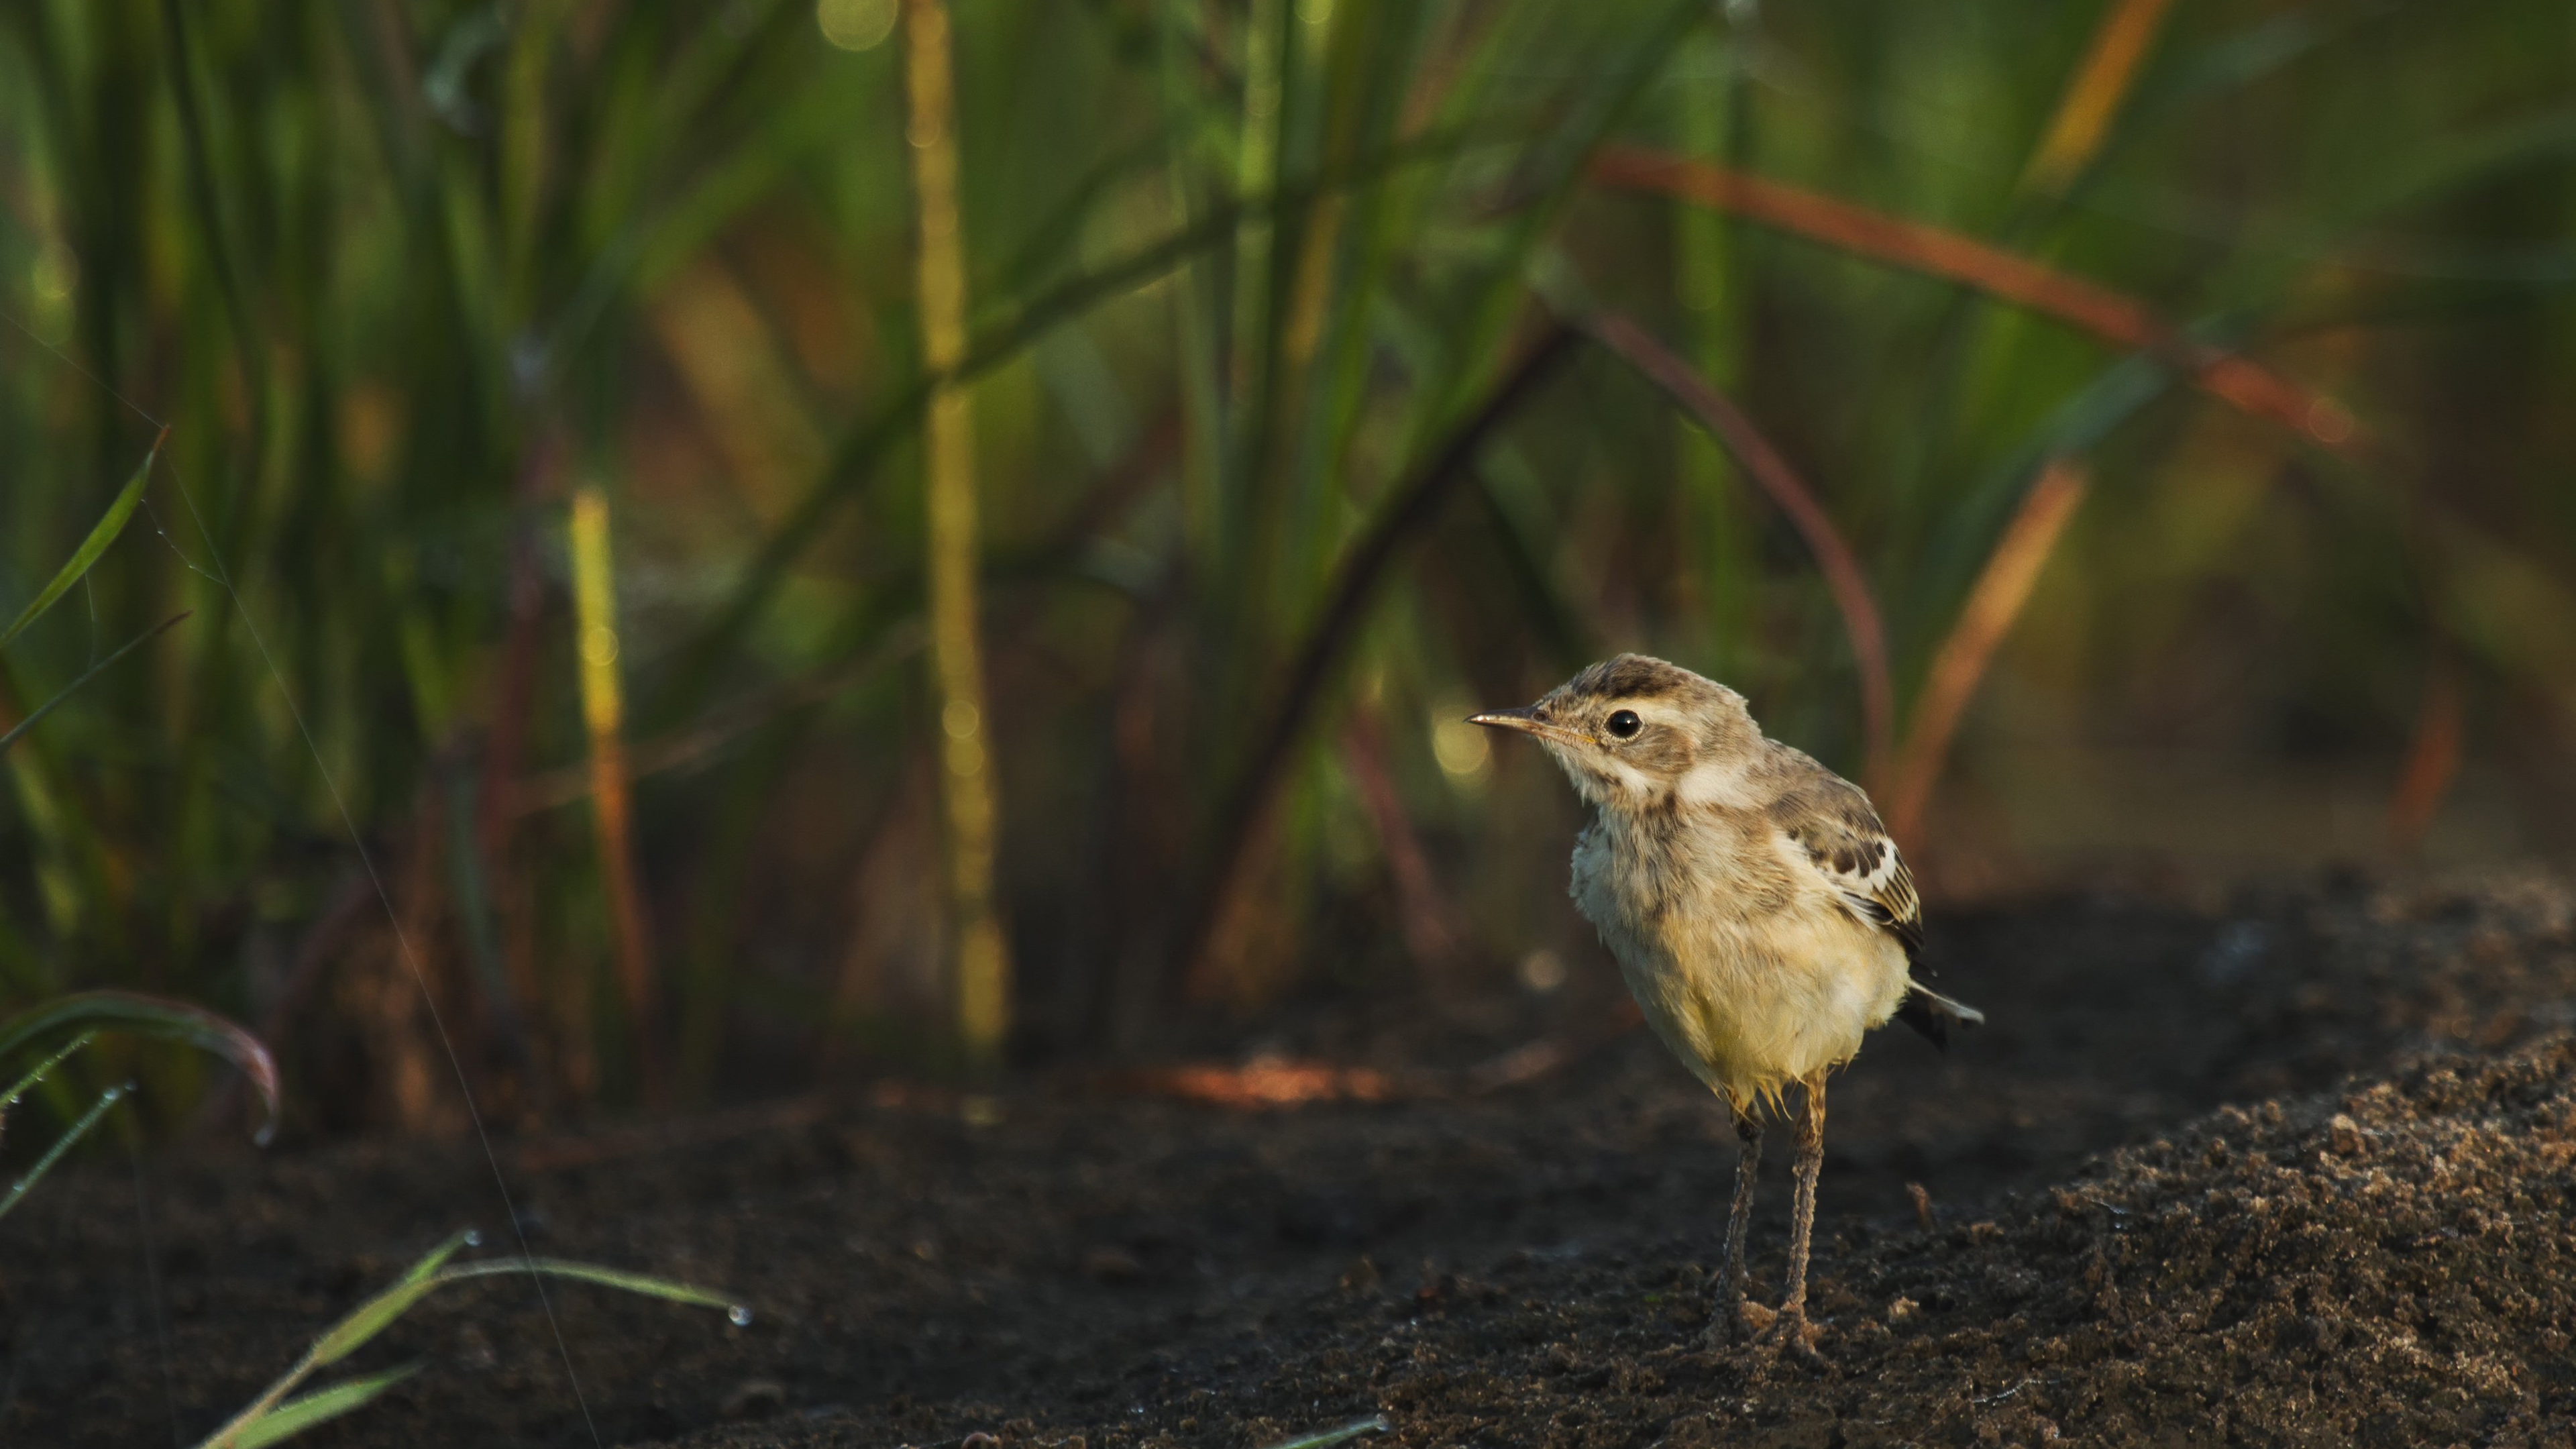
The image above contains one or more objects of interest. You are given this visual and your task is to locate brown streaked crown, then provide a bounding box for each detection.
[1552,653,1704,706]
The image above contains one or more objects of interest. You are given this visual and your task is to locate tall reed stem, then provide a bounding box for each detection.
[905,0,1011,1067]
[570,485,661,1097]
[2022,0,2178,193]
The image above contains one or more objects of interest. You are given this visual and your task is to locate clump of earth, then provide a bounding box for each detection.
[6,870,2573,1447]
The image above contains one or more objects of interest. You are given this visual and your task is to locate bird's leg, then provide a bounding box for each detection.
[1709,1107,1762,1344]
[1775,1073,1829,1354]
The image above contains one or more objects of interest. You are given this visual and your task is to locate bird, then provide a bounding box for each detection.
[1471,652,1980,1352]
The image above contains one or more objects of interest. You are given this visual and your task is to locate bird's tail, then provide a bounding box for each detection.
[1895,982,1985,1051]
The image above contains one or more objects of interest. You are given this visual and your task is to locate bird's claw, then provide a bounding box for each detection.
[1706,1296,1773,1347]
[1763,1306,1825,1361]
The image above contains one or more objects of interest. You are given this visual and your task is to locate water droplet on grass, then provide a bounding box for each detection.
[464,1230,483,1247]
[729,1305,754,1327]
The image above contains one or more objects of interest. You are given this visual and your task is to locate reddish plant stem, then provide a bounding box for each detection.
[1591,147,2363,454]
[2387,660,2463,853]
[1582,311,1894,784]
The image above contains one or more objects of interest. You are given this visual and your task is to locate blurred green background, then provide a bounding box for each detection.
[2,0,2571,1134]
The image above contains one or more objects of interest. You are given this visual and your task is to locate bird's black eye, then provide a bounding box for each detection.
[1605,709,1642,740]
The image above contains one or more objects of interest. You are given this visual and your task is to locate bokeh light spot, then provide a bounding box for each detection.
[817,0,897,52]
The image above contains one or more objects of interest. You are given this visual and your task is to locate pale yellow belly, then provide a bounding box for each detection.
[1603,898,1911,1113]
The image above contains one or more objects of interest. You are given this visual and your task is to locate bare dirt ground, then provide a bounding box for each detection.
[7,870,2576,1448]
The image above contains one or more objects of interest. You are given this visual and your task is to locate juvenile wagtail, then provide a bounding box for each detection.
[1473,653,1981,1351]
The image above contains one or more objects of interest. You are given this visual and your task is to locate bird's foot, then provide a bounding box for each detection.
[1707,1295,1774,1348]
[1763,1304,1825,1361]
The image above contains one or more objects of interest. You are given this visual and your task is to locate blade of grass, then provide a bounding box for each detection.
[0,1080,127,1224]
[223,1365,423,1449]
[1175,319,1578,989]
[196,1230,477,1444]
[198,1233,736,1449]
[313,1231,482,1362]
[1260,1416,1391,1449]
[0,612,191,760]
[1882,460,2090,848]
[2022,0,2179,195]
[0,1030,95,1148]
[0,989,278,1139]
[1580,311,1895,783]
[1588,148,2362,454]
[431,1256,737,1309]
[0,428,168,653]
[906,0,1013,1069]
[1425,1,1703,429]
[653,123,1511,721]
[568,486,661,1097]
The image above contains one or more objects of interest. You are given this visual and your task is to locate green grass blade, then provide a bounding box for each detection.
[653,125,1503,721]
[0,611,191,760]
[0,1081,127,1224]
[435,1256,739,1311]
[310,1231,480,1364]
[0,428,166,654]
[220,1365,421,1449]
[1261,1415,1391,1449]
[395,1228,482,1289]
[0,989,278,1141]
[1,1030,95,1127]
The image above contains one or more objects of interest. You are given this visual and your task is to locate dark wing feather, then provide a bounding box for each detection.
[1766,774,1922,960]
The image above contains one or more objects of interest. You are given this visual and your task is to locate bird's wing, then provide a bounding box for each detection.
[1765,771,1921,957]
[1764,759,1982,1048]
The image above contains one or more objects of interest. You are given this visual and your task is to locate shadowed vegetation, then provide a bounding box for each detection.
[0,0,2570,1138]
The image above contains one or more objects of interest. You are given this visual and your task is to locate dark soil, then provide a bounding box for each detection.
[8,871,2576,1448]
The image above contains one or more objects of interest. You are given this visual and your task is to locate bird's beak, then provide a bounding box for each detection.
[1468,706,1587,748]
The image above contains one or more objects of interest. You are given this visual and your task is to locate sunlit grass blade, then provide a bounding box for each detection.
[0,612,191,761]
[0,427,168,653]
[569,486,662,1090]
[435,1256,738,1310]
[221,1364,421,1449]
[310,1231,480,1363]
[905,0,1012,1066]
[392,1228,482,1292]
[1883,460,2090,847]
[0,989,278,1141]
[2022,0,2178,194]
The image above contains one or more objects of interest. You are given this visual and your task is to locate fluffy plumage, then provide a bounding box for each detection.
[1481,652,1976,1114]
[1474,653,1982,1351]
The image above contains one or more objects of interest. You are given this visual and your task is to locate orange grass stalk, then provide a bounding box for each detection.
[1881,460,2090,850]
[904,0,1012,1066]
[2385,661,2463,853]
[2022,0,2178,193]
[1590,148,2362,455]
[569,484,662,1095]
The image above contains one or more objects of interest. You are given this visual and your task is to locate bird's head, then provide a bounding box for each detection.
[1470,653,1759,812]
